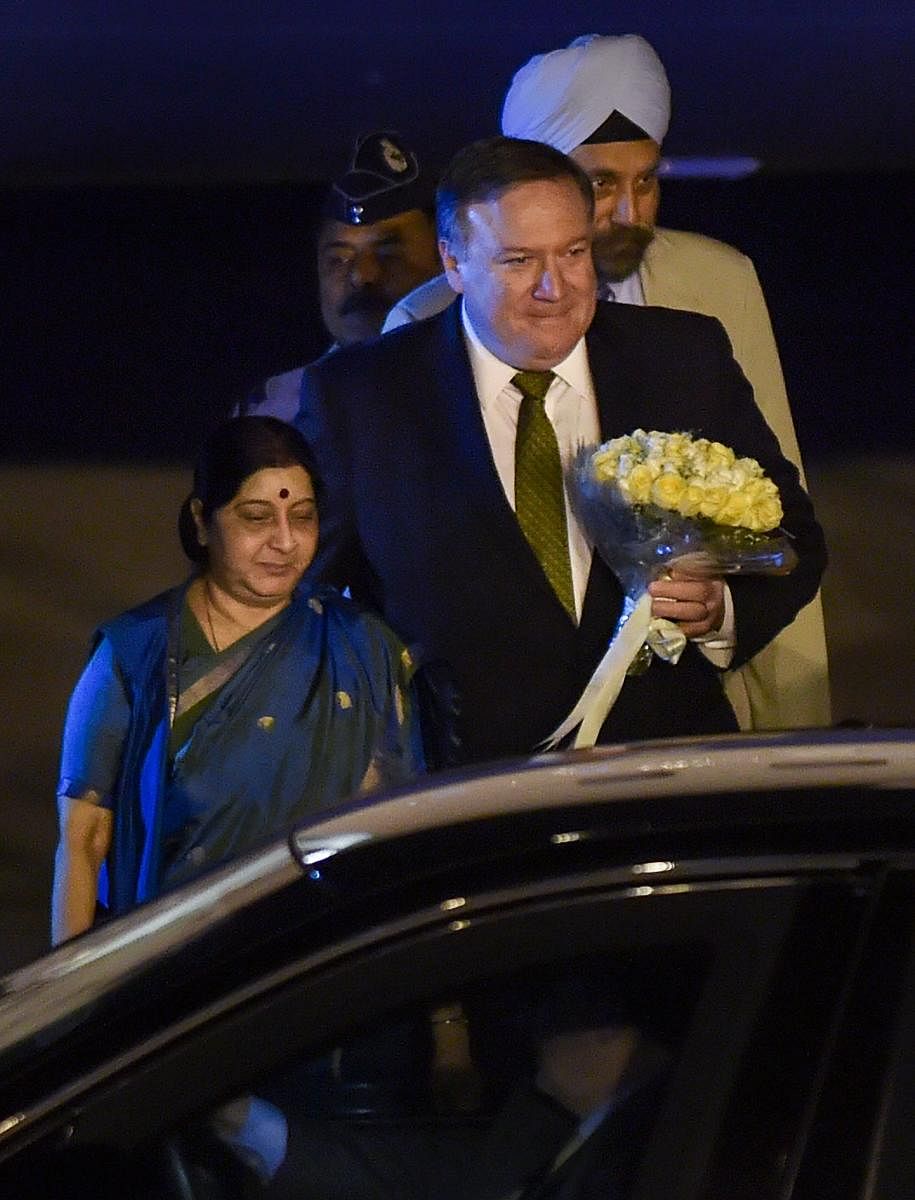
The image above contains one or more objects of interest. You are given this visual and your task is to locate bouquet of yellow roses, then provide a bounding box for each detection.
[542,429,797,749]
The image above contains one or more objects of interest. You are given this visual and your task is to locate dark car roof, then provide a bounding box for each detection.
[4,729,915,1025]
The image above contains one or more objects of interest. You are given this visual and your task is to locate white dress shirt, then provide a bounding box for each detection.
[597,269,645,306]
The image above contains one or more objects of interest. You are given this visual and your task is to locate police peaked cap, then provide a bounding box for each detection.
[323,131,432,225]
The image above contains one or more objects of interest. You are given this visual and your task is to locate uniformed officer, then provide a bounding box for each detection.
[243,131,440,421]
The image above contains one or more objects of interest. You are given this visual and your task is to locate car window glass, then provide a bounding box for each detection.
[16,877,863,1200]
[192,943,708,1199]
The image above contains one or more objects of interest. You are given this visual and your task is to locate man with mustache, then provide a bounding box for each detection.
[243,131,440,421]
[384,35,830,734]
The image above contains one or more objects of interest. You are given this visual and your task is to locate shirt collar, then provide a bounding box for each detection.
[460,300,591,406]
[598,268,645,306]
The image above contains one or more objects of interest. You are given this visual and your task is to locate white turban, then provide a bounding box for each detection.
[500,34,671,153]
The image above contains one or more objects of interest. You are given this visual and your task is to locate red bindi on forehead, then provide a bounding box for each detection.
[279,488,289,499]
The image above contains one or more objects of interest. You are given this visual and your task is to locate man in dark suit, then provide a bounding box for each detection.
[296,137,826,765]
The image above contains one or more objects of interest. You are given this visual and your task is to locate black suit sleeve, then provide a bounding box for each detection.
[435,1085,577,1200]
[295,361,379,604]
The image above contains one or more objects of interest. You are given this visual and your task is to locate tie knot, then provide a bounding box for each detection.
[512,370,555,404]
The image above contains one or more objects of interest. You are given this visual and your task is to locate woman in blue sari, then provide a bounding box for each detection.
[52,416,422,943]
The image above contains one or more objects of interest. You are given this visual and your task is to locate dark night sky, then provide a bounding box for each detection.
[2,3,914,184]
[3,171,912,465]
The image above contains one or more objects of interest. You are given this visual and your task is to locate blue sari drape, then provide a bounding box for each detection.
[97,583,421,915]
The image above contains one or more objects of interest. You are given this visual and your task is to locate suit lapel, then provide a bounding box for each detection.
[431,306,580,623]
[586,307,629,438]
[576,310,637,637]
[431,304,508,500]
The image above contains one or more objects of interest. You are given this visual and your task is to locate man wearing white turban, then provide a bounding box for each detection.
[500,33,671,170]
[383,34,830,733]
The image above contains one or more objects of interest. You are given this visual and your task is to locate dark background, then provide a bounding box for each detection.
[2,171,913,463]
[1,5,913,971]
[3,2,913,184]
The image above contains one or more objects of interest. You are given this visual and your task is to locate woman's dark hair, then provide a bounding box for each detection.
[436,135,595,250]
[178,416,323,564]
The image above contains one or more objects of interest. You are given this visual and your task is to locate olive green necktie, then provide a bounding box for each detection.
[513,370,575,619]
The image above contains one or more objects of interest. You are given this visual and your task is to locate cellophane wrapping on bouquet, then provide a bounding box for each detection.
[542,429,798,750]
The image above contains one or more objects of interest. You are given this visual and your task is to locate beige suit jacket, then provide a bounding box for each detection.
[641,229,830,729]
[384,230,832,730]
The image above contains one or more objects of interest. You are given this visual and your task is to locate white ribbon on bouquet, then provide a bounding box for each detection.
[540,592,687,751]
